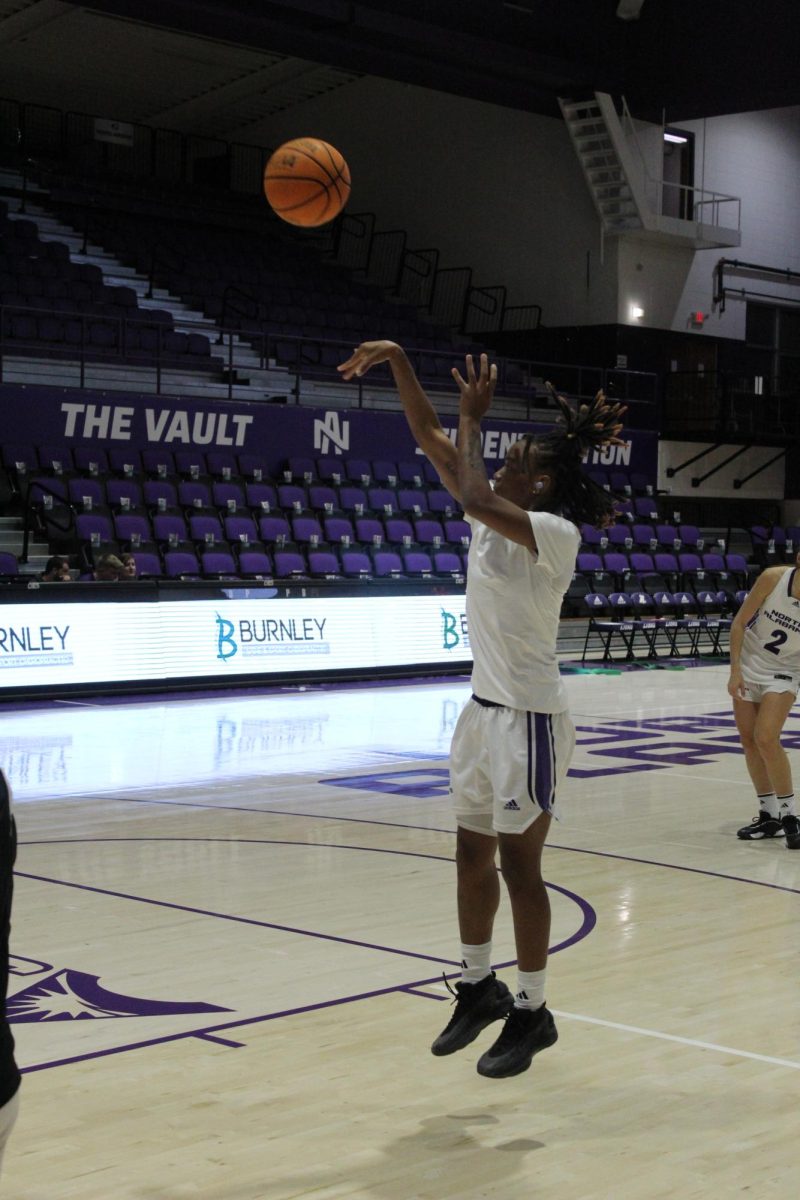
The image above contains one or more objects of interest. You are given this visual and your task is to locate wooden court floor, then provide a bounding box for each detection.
[2,665,799,1199]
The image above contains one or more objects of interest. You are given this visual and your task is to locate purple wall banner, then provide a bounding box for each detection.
[1,385,658,478]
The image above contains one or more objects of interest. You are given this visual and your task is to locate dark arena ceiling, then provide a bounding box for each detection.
[1,1,799,140]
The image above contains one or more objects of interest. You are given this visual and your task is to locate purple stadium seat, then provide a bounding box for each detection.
[286,456,316,481]
[178,481,212,508]
[292,515,324,544]
[245,482,278,510]
[258,514,291,544]
[338,485,368,512]
[143,480,178,508]
[106,479,143,509]
[414,518,446,545]
[206,450,239,479]
[142,448,175,477]
[239,550,273,577]
[201,549,238,577]
[397,460,425,485]
[371,549,404,577]
[340,550,373,578]
[225,515,259,544]
[0,552,19,576]
[152,513,188,543]
[164,550,200,578]
[367,487,397,513]
[355,516,384,544]
[68,478,105,507]
[277,483,308,510]
[309,484,339,510]
[433,550,464,577]
[384,517,414,544]
[315,456,346,483]
[189,514,224,543]
[273,549,308,578]
[75,512,114,543]
[426,489,458,515]
[402,549,433,576]
[444,518,471,545]
[238,453,273,481]
[38,444,75,472]
[174,449,207,477]
[114,513,152,543]
[212,481,247,510]
[397,488,428,515]
[344,458,372,483]
[307,549,342,577]
[131,551,162,578]
[678,524,702,549]
[607,525,634,547]
[603,552,629,584]
[324,516,355,544]
[371,459,398,484]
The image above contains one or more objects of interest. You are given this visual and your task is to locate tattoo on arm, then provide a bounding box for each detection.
[464,426,485,475]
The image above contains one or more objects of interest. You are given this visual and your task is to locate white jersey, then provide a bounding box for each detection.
[741,567,800,685]
[465,509,581,712]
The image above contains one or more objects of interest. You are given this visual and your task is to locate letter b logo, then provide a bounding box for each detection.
[216,614,238,661]
[441,609,459,651]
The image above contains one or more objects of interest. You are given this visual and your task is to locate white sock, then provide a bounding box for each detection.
[758,792,779,818]
[460,941,492,985]
[778,794,796,817]
[515,968,546,1010]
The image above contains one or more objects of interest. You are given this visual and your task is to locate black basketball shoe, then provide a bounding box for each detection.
[431,972,514,1056]
[736,811,784,839]
[476,1003,558,1078]
[781,814,800,849]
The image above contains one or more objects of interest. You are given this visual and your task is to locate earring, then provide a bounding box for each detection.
[533,481,544,493]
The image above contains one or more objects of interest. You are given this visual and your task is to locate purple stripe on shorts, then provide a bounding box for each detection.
[534,712,554,812]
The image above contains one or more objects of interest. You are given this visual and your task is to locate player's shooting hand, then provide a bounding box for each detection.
[337,340,402,380]
[452,353,497,420]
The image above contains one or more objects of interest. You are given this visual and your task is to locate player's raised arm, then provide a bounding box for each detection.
[338,341,461,500]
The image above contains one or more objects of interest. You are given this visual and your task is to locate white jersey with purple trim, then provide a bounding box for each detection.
[465,509,581,712]
[741,567,800,685]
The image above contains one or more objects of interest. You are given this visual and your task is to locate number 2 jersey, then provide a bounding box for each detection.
[741,566,800,688]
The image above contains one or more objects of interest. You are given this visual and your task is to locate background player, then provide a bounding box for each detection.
[728,553,800,848]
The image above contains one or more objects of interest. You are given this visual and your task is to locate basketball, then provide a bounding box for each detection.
[263,138,351,228]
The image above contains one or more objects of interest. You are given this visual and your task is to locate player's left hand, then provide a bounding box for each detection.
[452,353,497,420]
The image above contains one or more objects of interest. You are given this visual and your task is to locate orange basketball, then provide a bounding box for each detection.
[263,138,351,228]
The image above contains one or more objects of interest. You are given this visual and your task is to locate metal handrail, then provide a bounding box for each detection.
[20,479,77,564]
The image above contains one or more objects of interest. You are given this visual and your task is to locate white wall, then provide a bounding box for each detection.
[618,105,800,338]
[241,80,800,335]
[658,441,786,501]
[242,76,618,325]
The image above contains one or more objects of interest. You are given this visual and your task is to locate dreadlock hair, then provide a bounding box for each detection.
[520,385,627,528]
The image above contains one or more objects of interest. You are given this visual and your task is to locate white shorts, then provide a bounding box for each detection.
[740,676,799,704]
[450,695,575,836]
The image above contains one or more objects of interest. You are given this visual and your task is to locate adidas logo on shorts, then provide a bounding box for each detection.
[503,799,520,811]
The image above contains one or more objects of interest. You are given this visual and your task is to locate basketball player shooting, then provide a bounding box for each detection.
[338,341,625,1076]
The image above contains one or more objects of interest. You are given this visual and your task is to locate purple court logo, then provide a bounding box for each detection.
[324,708,800,797]
[7,956,229,1023]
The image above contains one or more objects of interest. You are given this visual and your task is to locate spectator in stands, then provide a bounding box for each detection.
[40,555,71,582]
[0,769,21,1181]
[92,553,126,582]
[728,554,800,849]
[120,553,137,580]
[339,340,624,1078]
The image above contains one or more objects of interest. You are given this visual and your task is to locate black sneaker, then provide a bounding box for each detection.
[782,814,800,849]
[476,1003,558,1078]
[431,972,513,1056]
[737,811,784,839]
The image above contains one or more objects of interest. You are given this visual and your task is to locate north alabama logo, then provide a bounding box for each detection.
[7,956,229,1023]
